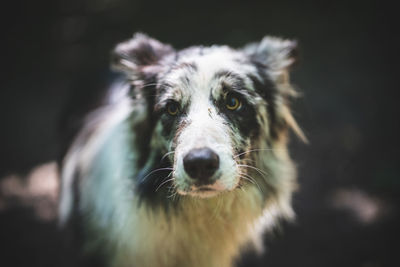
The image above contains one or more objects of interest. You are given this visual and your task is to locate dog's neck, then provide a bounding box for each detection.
[111,182,265,267]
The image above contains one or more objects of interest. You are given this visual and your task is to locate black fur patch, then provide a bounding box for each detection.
[132,81,159,168]
[156,99,188,140]
[135,153,179,211]
[248,61,281,139]
[218,94,260,140]
[213,70,247,92]
[213,71,261,139]
[160,112,180,139]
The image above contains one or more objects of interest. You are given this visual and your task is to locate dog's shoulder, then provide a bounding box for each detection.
[58,80,133,226]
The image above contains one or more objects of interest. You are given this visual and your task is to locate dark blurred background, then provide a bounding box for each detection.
[0,0,399,266]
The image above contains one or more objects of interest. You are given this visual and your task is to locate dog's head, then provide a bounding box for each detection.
[112,33,305,198]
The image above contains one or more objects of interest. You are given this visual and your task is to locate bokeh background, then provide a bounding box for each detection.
[1,0,399,266]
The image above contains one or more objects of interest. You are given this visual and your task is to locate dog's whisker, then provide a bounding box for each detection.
[155,171,174,192]
[239,158,257,164]
[237,164,269,178]
[155,177,174,192]
[238,171,256,181]
[234,148,282,158]
[167,188,179,199]
[238,173,263,193]
[136,83,159,89]
[141,167,174,182]
[238,171,258,183]
[165,181,179,199]
[161,151,175,162]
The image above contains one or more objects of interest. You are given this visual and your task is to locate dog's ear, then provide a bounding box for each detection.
[243,36,297,83]
[111,33,175,79]
[244,36,307,143]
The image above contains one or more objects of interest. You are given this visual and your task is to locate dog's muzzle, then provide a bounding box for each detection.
[183,147,220,185]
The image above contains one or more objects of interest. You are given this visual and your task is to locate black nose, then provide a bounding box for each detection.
[183,148,220,182]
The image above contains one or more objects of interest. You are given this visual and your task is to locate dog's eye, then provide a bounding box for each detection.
[225,94,242,111]
[166,102,179,116]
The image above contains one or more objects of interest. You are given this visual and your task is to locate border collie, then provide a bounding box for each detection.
[59,33,306,267]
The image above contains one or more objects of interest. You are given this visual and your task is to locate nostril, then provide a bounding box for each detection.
[183,148,220,181]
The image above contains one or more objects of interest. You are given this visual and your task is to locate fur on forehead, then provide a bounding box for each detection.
[157,48,259,104]
[111,33,306,141]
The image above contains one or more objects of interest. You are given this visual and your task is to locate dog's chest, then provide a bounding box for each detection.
[111,188,263,267]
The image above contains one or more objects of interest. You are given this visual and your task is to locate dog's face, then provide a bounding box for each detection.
[112,34,303,198]
[156,50,258,197]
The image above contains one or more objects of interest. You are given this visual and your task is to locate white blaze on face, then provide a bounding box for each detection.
[170,50,246,197]
[174,96,238,196]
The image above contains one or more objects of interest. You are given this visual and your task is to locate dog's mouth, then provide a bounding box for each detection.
[175,174,238,198]
[189,187,221,198]
[196,187,214,192]
[177,186,222,198]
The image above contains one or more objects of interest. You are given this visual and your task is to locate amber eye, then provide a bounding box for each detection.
[166,102,179,116]
[225,95,242,111]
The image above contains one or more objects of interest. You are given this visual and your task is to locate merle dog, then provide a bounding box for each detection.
[59,33,305,267]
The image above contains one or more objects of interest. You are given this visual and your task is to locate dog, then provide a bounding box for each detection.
[58,33,306,267]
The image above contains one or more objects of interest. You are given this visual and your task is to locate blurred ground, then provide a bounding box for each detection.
[1,0,399,266]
